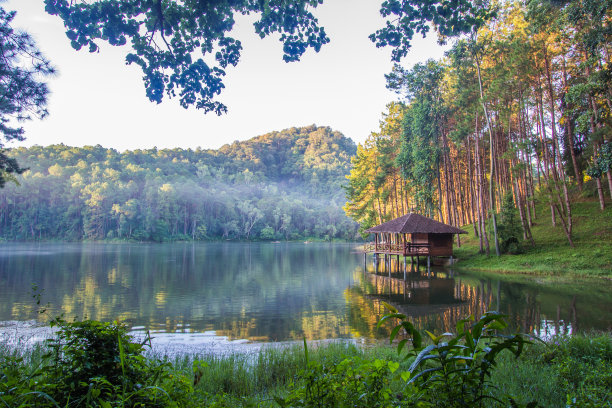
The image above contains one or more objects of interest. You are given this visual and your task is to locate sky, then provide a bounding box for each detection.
[7,0,447,151]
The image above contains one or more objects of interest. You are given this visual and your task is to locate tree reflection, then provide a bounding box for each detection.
[0,243,610,342]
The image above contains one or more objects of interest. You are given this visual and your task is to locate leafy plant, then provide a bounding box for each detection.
[378,304,535,407]
[42,319,193,407]
[0,353,60,407]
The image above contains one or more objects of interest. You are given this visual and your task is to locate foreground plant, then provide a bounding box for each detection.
[274,338,397,408]
[378,304,536,407]
[276,309,536,408]
[1,319,195,407]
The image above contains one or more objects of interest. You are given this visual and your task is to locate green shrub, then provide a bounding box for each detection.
[0,319,196,407]
[497,192,523,254]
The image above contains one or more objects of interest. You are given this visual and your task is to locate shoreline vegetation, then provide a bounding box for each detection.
[1,315,610,407]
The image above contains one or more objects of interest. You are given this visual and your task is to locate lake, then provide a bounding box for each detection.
[0,242,610,344]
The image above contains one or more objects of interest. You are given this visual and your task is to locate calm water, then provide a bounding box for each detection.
[0,242,610,342]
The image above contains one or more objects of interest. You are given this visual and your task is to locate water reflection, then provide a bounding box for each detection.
[348,263,607,340]
[0,243,356,341]
[0,243,609,342]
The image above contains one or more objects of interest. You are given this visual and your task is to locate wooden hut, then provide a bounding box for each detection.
[363,213,467,258]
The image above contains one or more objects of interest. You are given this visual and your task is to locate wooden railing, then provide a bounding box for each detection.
[364,242,431,255]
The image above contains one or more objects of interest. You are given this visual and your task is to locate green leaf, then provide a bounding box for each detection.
[381,301,398,313]
[465,331,475,350]
[407,367,443,385]
[390,325,402,342]
[425,330,438,344]
[409,344,437,372]
[397,338,408,356]
[377,313,406,328]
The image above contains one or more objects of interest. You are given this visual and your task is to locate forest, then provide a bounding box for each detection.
[0,126,359,241]
[344,0,611,254]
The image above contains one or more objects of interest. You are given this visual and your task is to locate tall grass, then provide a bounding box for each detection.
[164,341,398,397]
[490,333,612,407]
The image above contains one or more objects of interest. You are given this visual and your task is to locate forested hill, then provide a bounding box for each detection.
[0,126,359,241]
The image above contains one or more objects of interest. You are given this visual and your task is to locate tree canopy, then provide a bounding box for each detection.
[40,0,500,113]
[344,0,612,252]
[0,6,54,187]
[43,0,330,115]
[0,126,358,242]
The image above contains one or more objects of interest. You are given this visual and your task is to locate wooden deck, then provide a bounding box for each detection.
[363,242,431,256]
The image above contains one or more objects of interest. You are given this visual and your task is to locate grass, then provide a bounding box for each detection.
[490,332,612,407]
[165,342,402,397]
[154,334,612,408]
[2,333,610,407]
[455,192,612,278]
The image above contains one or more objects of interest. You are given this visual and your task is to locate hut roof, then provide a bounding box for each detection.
[364,213,468,235]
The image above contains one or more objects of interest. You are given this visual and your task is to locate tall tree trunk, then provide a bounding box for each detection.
[562,56,583,190]
[585,50,607,209]
[514,178,534,245]
[475,52,500,256]
[466,136,478,235]
[593,143,606,210]
[546,48,574,245]
[475,125,489,255]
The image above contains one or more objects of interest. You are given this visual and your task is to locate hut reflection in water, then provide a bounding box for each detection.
[346,263,581,341]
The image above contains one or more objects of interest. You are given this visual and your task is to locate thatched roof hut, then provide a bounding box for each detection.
[365,213,467,235]
[364,213,467,257]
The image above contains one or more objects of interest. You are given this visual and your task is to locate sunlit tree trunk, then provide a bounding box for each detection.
[475,52,500,256]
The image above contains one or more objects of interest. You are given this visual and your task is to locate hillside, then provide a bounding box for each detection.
[0,126,359,241]
[455,194,612,277]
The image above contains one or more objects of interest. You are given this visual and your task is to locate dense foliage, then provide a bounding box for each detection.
[345,0,612,252]
[1,319,196,407]
[0,126,358,241]
[0,6,54,187]
[44,0,329,115]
